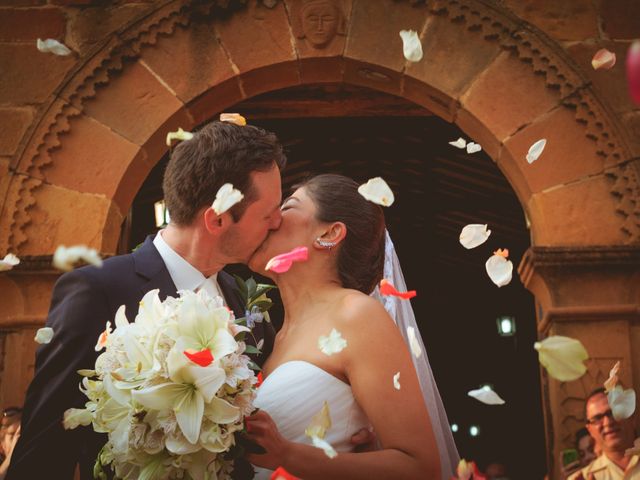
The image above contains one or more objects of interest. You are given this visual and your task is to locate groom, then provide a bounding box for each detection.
[7,120,286,479]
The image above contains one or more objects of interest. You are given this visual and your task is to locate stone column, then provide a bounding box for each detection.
[519,246,640,479]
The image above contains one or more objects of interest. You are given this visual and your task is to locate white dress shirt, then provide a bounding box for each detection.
[153,231,224,303]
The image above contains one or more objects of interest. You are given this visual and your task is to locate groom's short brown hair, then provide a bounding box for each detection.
[163,121,286,225]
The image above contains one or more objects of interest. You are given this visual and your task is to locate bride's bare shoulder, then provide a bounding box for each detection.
[335,289,394,328]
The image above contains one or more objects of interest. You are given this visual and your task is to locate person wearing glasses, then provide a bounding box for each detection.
[0,408,21,480]
[568,388,639,480]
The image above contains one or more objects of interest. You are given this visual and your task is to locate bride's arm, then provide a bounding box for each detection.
[246,295,441,479]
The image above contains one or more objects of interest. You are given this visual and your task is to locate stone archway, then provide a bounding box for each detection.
[0,1,638,477]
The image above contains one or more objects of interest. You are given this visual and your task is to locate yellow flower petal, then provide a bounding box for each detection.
[305,401,332,439]
[166,127,194,147]
[220,113,247,126]
[534,335,588,381]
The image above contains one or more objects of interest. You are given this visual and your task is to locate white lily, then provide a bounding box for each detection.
[534,335,588,381]
[132,343,226,444]
[0,253,20,272]
[399,29,423,62]
[459,224,491,249]
[212,183,244,215]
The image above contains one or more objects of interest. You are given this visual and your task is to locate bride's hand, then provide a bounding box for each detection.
[244,410,292,470]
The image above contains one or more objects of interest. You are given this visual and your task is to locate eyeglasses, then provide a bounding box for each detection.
[586,409,615,425]
[2,407,22,418]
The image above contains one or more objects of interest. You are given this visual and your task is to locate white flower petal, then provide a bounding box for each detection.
[534,335,589,382]
[53,245,103,271]
[165,431,200,455]
[34,327,54,344]
[62,407,93,430]
[305,401,332,439]
[608,385,636,421]
[212,183,244,215]
[399,29,423,62]
[311,435,338,459]
[205,396,240,424]
[625,438,640,457]
[165,127,194,147]
[318,329,347,356]
[468,386,506,405]
[189,364,226,403]
[604,360,621,393]
[357,177,395,207]
[132,383,185,411]
[485,252,513,287]
[466,142,482,154]
[407,326,422,358]
[210,328,238,361]
[459,224,491,249]
[526,139,547,164]
[37,38,72,56]
[449,137,467,149]
[393,372,401,390]
[175,390,204,444]
[0,253,20,272]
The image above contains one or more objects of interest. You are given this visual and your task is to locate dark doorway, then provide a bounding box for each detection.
[127,85,546,478]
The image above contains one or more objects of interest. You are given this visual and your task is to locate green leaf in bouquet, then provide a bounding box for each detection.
[244,344,261,354]
[232,274,249,304]
[246,277,257,298]
[248,361,262,371]
[93,445,111,480]
[252,284,276,300]
[77,369,96,377]
[248,300,273,312]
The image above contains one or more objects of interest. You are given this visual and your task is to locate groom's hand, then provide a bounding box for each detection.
[350,427,377,452]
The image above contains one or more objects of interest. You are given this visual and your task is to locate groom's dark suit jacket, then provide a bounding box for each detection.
[7,237,276,480]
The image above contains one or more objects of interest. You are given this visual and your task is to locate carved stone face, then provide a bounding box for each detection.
[301,1,340,48]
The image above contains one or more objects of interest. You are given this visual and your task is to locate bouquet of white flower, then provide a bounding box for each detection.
[64,289,260,480]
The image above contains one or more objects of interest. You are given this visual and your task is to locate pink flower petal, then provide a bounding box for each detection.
[592,48,616,70]
[265,246,308,273]
[627,40,640,105]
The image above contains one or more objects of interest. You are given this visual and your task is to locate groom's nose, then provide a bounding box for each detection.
[269,209,282,230]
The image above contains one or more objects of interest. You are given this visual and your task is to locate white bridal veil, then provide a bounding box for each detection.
[371,230,459,479]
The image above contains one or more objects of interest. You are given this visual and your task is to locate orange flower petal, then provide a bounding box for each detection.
[184,348,214,367]
[379,279,416,300]
[271,466,299,480]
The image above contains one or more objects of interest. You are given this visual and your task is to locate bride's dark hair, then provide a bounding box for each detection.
[299,174,386,294]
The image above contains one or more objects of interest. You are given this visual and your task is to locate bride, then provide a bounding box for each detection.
[245,174,458,479]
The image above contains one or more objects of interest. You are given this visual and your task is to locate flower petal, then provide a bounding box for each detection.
[407,326,423,358]
[318,329,347,356]
[604,360,621,393]
[94,321,111,351]
[305,401,332,439]
[174,389,205,444]
[466,142,482,154]
[184,348,214,367]
[165,127,193,147]
[592,48,617,70]
[189,364,226,403]
[534,335,589,382]
[204,396,240,424]
[608,385,636,421]
[627,40,640,105]
[220,113,247,126]
[358,177,395,207]
[485,251,513,287]
[526,138,547,164]
[53,245,103,271]
[393,372,401,390]
[379,279,416,299]
[37,38,72,56]
[132,382,186,411]
[468,386,506,405]
[625,438,640,457]
[459,224,491,249]
[457,459,475,480]
[0,253,20,272]
[311,435,338,459]
[399,29,423,62]
[212,183,244,215]
[271,467,300,480]
[265,246,309,273]
[34,327,54,344]
[62,407,93,430]
[449,137,467,149]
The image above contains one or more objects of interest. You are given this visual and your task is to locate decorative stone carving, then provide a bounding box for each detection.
[291,0,346,49]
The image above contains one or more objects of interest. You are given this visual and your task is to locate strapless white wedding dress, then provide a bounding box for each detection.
[251,360,371,480]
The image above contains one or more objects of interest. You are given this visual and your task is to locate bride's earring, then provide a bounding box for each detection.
[315,237,336,250]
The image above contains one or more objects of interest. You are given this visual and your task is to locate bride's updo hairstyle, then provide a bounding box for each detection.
[299,174,386,294]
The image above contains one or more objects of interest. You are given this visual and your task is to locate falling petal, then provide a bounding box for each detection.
[526,138,547,164]
[466,142,482,154]
[485,249,513,287]
[459,224,491,249]
[456,459,476,480]
[393,372,401,390]
[62,408,93,430]
[627,40,640,105]
[468,386,506,405]
[271,466,299,480]
[265,246,309,274]
[34,327,54,344]
[318,329,347,356]
[604,361,621,392]
[53,245,103,271]
[166,127,194,147]
[449,137,467,149]
[305,401,332,439]
[220,113,247,126]
[399,29,423,62]
[311,435,338,459]
[625,438,640,457]
[608,385,636,421]
[357,177,395,207]
[591,48,617,70]
[0,253,20,272]
[212,183,244,215]
[407,326,422,358]
[94,321,111,351]
[379,279,416,300]
[37,38,72,56]
[256,371,264,388]
[184,348,214,367]
[534,335,588,382]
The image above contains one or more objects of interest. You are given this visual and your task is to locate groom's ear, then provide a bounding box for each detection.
[203,207,228,236]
